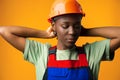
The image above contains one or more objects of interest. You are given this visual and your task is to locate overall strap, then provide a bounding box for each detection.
[49,46,57,54]
[76,46,93,80]
[43,46,57,80]
[76,46,85,54]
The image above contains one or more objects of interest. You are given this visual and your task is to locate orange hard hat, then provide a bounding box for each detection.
[48,0,85,23]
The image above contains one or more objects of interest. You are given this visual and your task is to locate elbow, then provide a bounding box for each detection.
[110,35,120,52]
[118,36,120,47]
[0,27,10,36]
[0,27,5,35]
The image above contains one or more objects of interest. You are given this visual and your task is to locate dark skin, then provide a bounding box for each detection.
[0,14,120,53]
[52,15,82,50]
[51,14,120,52]
[0,14,119,80]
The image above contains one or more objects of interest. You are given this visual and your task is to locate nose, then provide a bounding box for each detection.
[68,26,75,35]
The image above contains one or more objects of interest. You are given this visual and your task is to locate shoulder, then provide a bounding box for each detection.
[84,39,110,50]
[25,39,51,49]
[83,39,111,60]
[24,39,51,64]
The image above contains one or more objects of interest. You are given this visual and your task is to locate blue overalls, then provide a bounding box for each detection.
[43,46,93,80]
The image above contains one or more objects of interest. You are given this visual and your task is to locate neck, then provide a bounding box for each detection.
[57,42,75,50]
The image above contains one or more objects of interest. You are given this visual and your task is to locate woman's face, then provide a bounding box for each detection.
[52,14,82,50]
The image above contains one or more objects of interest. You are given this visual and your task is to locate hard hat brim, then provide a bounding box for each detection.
[48,13,85,23]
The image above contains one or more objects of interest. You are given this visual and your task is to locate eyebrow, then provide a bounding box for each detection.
[61,21,80,24]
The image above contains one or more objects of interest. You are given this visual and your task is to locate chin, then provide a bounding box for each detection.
[66,43,75,49]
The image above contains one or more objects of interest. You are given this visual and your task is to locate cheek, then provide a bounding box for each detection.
[56,27,66,38]
[76,28,81,34]
[56,29,64,37]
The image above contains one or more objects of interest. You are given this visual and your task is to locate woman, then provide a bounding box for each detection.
[0,0,120,80]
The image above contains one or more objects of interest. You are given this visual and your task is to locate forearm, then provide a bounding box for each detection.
[0,26,50,39]
[81,26,120,39]
[0,26,53,51]
[81,26,120,51]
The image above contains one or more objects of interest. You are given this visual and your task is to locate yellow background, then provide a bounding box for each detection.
[0,0,120,80]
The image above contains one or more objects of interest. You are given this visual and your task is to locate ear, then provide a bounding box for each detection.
[51,22,56,31]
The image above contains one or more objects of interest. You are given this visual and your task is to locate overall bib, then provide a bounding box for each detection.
[43,46,92,80]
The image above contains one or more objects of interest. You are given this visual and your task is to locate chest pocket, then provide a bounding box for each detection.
[43,46,92,80]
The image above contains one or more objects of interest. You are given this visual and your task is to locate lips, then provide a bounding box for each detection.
[67,38,76,43]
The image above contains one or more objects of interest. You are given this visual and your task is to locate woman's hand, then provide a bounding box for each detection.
[46,26,57,38]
